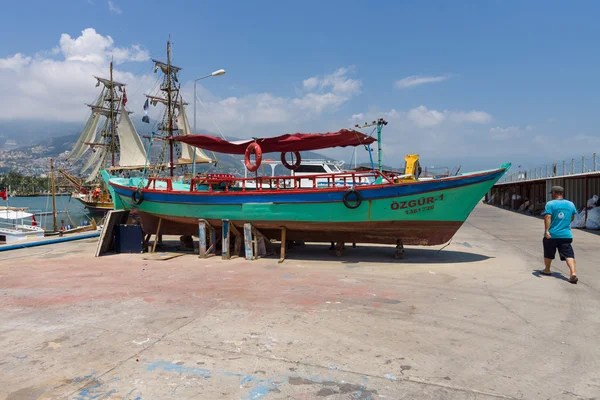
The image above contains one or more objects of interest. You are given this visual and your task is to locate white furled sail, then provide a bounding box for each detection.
[70,113,102,163]
[176,99,213,164]
[94,76,126,89]
[116,101,147,167]
[85,155,105,183]
[81,146,104,174]
[145,94,182,108]
[69,88,105,162]
[152,59,182,75]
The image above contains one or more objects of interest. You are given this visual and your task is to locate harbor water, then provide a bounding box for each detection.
[3,194,101,231]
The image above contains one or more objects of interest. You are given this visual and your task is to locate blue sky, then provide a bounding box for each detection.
[1,0,599,171]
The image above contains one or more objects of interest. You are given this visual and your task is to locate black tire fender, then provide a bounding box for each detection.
[342,189,362,209]
[131,188,144,205]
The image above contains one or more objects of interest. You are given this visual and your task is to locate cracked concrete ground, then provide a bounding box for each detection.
[1,204,599,399]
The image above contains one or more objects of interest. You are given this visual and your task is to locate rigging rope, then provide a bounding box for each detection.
[195,93,227,140]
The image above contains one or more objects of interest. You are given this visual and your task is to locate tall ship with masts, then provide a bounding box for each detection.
[141,41,214,179]
[63,52,213,214]
[61,61,147,214]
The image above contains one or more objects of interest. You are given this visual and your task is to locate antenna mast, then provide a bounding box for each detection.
[354,118,388,173]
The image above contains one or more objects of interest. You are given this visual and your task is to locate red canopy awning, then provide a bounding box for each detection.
[176,129,376,154]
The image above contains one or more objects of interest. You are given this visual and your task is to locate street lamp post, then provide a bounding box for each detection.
[192,69,226,175]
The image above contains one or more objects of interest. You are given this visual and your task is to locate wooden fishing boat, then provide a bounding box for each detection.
[108,125,510,247]
[106,43,509,251]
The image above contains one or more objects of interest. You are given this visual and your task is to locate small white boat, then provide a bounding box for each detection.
[0,209,45,244]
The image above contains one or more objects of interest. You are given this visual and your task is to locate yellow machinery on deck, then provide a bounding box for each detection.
[394,154,422,183]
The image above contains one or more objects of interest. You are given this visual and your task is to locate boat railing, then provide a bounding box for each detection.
[182,170,395,193]
[145,177,173,191]
[0,221,21,234]
[0,221,43,233]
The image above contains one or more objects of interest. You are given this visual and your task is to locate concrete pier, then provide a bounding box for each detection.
[1,205,599,399]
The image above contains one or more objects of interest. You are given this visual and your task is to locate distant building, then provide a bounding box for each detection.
[3,140,17,150]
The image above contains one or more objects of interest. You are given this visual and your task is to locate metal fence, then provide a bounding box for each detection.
[501,152,598,183]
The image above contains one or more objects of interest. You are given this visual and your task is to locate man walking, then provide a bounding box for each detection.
[542,186,578,284]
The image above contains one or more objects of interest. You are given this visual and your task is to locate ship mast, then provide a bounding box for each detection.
[167,41,174,177]
[150,41,181,178]
[109,59,116,167]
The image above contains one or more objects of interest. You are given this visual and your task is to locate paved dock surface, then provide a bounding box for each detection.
[1,205,599,399]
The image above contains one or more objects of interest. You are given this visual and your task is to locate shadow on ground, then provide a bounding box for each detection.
[532,270,570,282]
[145,240,491,264]
[271,243,491,264]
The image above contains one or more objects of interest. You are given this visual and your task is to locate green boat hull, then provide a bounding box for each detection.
[109,164,508,245]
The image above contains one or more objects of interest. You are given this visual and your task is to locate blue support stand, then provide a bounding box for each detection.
[222,219,241,260]
[198,219,216,258]
[244,223,254,260]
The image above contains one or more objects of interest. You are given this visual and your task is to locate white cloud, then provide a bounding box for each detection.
[55,28,147,65]
[302,67,362,96]
[337,105,502,170]
[378,106,492,128]
[289,68,362,114]
[108,0,122,14]
[489,125,532,140]
[0,28,152,122]
[293,93,346,113]
[1,29,360,136]
[394,74,450,89]
[407,106,445,127]
[0,53,31,71]
[189,66,362,132]
[192,67,361,133]
[449,110,493,124]
[302,77,319,91]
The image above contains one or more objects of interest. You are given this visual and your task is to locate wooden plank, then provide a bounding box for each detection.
[232,224,241,258]
[95,210,129,257]
[152,218,163,253]
[142,252,185,261]
[252,227,258,259]
[198,219,216,258]
[209,228,216,257]
[278,226,286,263]
[244,223,253,260]
[198,220,208,258]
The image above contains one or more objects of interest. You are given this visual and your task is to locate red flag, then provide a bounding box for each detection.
[122,88,128,106]
[0,188,7,201]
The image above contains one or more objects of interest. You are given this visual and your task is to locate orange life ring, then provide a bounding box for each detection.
[281,151,301,170]
[244,142,263,172]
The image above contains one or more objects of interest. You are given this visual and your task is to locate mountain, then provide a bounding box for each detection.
[12,133,79,158]
[0,120,81,148]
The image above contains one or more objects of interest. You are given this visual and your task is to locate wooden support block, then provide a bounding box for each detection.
[151,218,163,253]
[229,223,241,258]
[95,210,130,257]
[198,219,216,258]
[143,233,152,252]
[335,241,345,257]
[278,226,287,263]
[209,228,216,256]
[394,239,405,259]
[244,223,254,260]
[222,219,231,260]
[198,221,207,257]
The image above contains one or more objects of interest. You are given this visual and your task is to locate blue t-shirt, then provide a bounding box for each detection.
[543,199,577,239]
